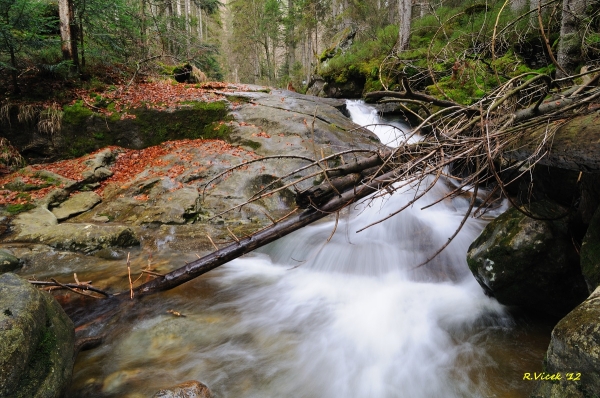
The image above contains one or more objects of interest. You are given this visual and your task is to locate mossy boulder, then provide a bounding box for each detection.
[531,286,600,398]
[467,201,588,317]
[0,273,74,398]
[581,207,600,293]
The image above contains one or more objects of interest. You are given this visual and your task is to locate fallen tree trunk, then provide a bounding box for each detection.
[131,168,401,297]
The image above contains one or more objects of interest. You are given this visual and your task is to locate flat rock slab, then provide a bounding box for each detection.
[51,191,102,221]
[9,222,139,253]
[0,273,74,398]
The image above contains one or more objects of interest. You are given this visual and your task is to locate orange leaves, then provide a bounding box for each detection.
[1,138,260,208]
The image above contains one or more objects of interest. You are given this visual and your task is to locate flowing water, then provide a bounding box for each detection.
[68,101,552,397]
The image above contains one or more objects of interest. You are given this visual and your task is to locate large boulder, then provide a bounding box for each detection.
[467,201,588,317]
[581,206,600,293]
[0,273,74,398]
[531,286,600,398]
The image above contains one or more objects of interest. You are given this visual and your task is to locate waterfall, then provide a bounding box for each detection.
[206,100,511,397]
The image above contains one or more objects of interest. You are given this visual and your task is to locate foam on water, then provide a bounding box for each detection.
[204,100,511,397]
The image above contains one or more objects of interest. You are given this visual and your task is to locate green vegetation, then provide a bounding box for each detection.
[63,101,93,126]
[313,0,597,103]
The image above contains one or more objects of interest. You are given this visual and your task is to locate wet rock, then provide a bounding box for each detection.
[531,286,600,398]
[153,380,214,398]
[581,207,600,293]
[467,201,588,317]
[51,191,102,221]
[136,186,199,225]
[0,273,74,398]
[0,250,20,273]
[9,222,139,253]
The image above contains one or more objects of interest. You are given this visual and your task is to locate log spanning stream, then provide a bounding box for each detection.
[68,101,552,397]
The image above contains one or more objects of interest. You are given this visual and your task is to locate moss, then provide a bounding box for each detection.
[131,100,232,145]
[238,139,262,150]
[62,101,93,126]
[5,203,35,214]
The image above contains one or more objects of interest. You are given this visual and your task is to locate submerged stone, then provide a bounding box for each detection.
[153,380,213,398]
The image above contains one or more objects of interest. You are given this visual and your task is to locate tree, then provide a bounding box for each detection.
[556,0,589,77]
[0,0,50,92]
[58,0,78,70]
[398,0,411,51]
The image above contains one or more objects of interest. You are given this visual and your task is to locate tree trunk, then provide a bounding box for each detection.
[398,0,412,51]
[556,0,588,78]
[132,166,401,297]
[58,0,79,70]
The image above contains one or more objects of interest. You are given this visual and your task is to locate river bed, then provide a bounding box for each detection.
[22,101,552,397]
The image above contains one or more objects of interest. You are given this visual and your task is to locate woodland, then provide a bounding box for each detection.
[1,0,600,396]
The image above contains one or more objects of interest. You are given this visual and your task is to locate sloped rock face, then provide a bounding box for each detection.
[0,273,74,398]
[531,287,600,398]
[467,201,588,318]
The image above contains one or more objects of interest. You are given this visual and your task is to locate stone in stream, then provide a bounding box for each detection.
[0,273,74,398]
[531,286,600,398]
[467,200,588,318]
[152,380,214,398]
[0,249,20,273]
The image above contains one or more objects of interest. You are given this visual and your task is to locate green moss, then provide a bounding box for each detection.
[132,100,232,145]
[5,203,35,214]
[238,139,262,150]
[62,101,93,126]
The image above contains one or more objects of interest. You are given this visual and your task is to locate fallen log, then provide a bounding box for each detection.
[131,167,402,297]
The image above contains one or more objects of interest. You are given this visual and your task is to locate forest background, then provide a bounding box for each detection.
[0,0,598,106]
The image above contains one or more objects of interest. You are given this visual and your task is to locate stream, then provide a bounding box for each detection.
[66,101,552,397]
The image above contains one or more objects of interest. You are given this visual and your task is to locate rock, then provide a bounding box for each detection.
[51,191,102,221]
[581,206,600,293]
[531,286,600,398]
[0,273,74,398]
[10,223,139,253]
[152,380,214,398]
[80,148,118,183]
[509,112,600,172]
[12,206,58,235]
[467,201,588,317]
[0,250,20,273]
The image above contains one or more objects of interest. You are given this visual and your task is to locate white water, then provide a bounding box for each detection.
[201,101,511,397]
[69,101,527,397]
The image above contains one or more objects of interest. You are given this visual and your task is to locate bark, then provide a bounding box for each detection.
[365,89,462,108]
[556,0,588,77]
[58,0,79,70]
[398,0,412,51]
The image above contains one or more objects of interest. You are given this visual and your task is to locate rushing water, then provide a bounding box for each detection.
[69,101,552,398]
